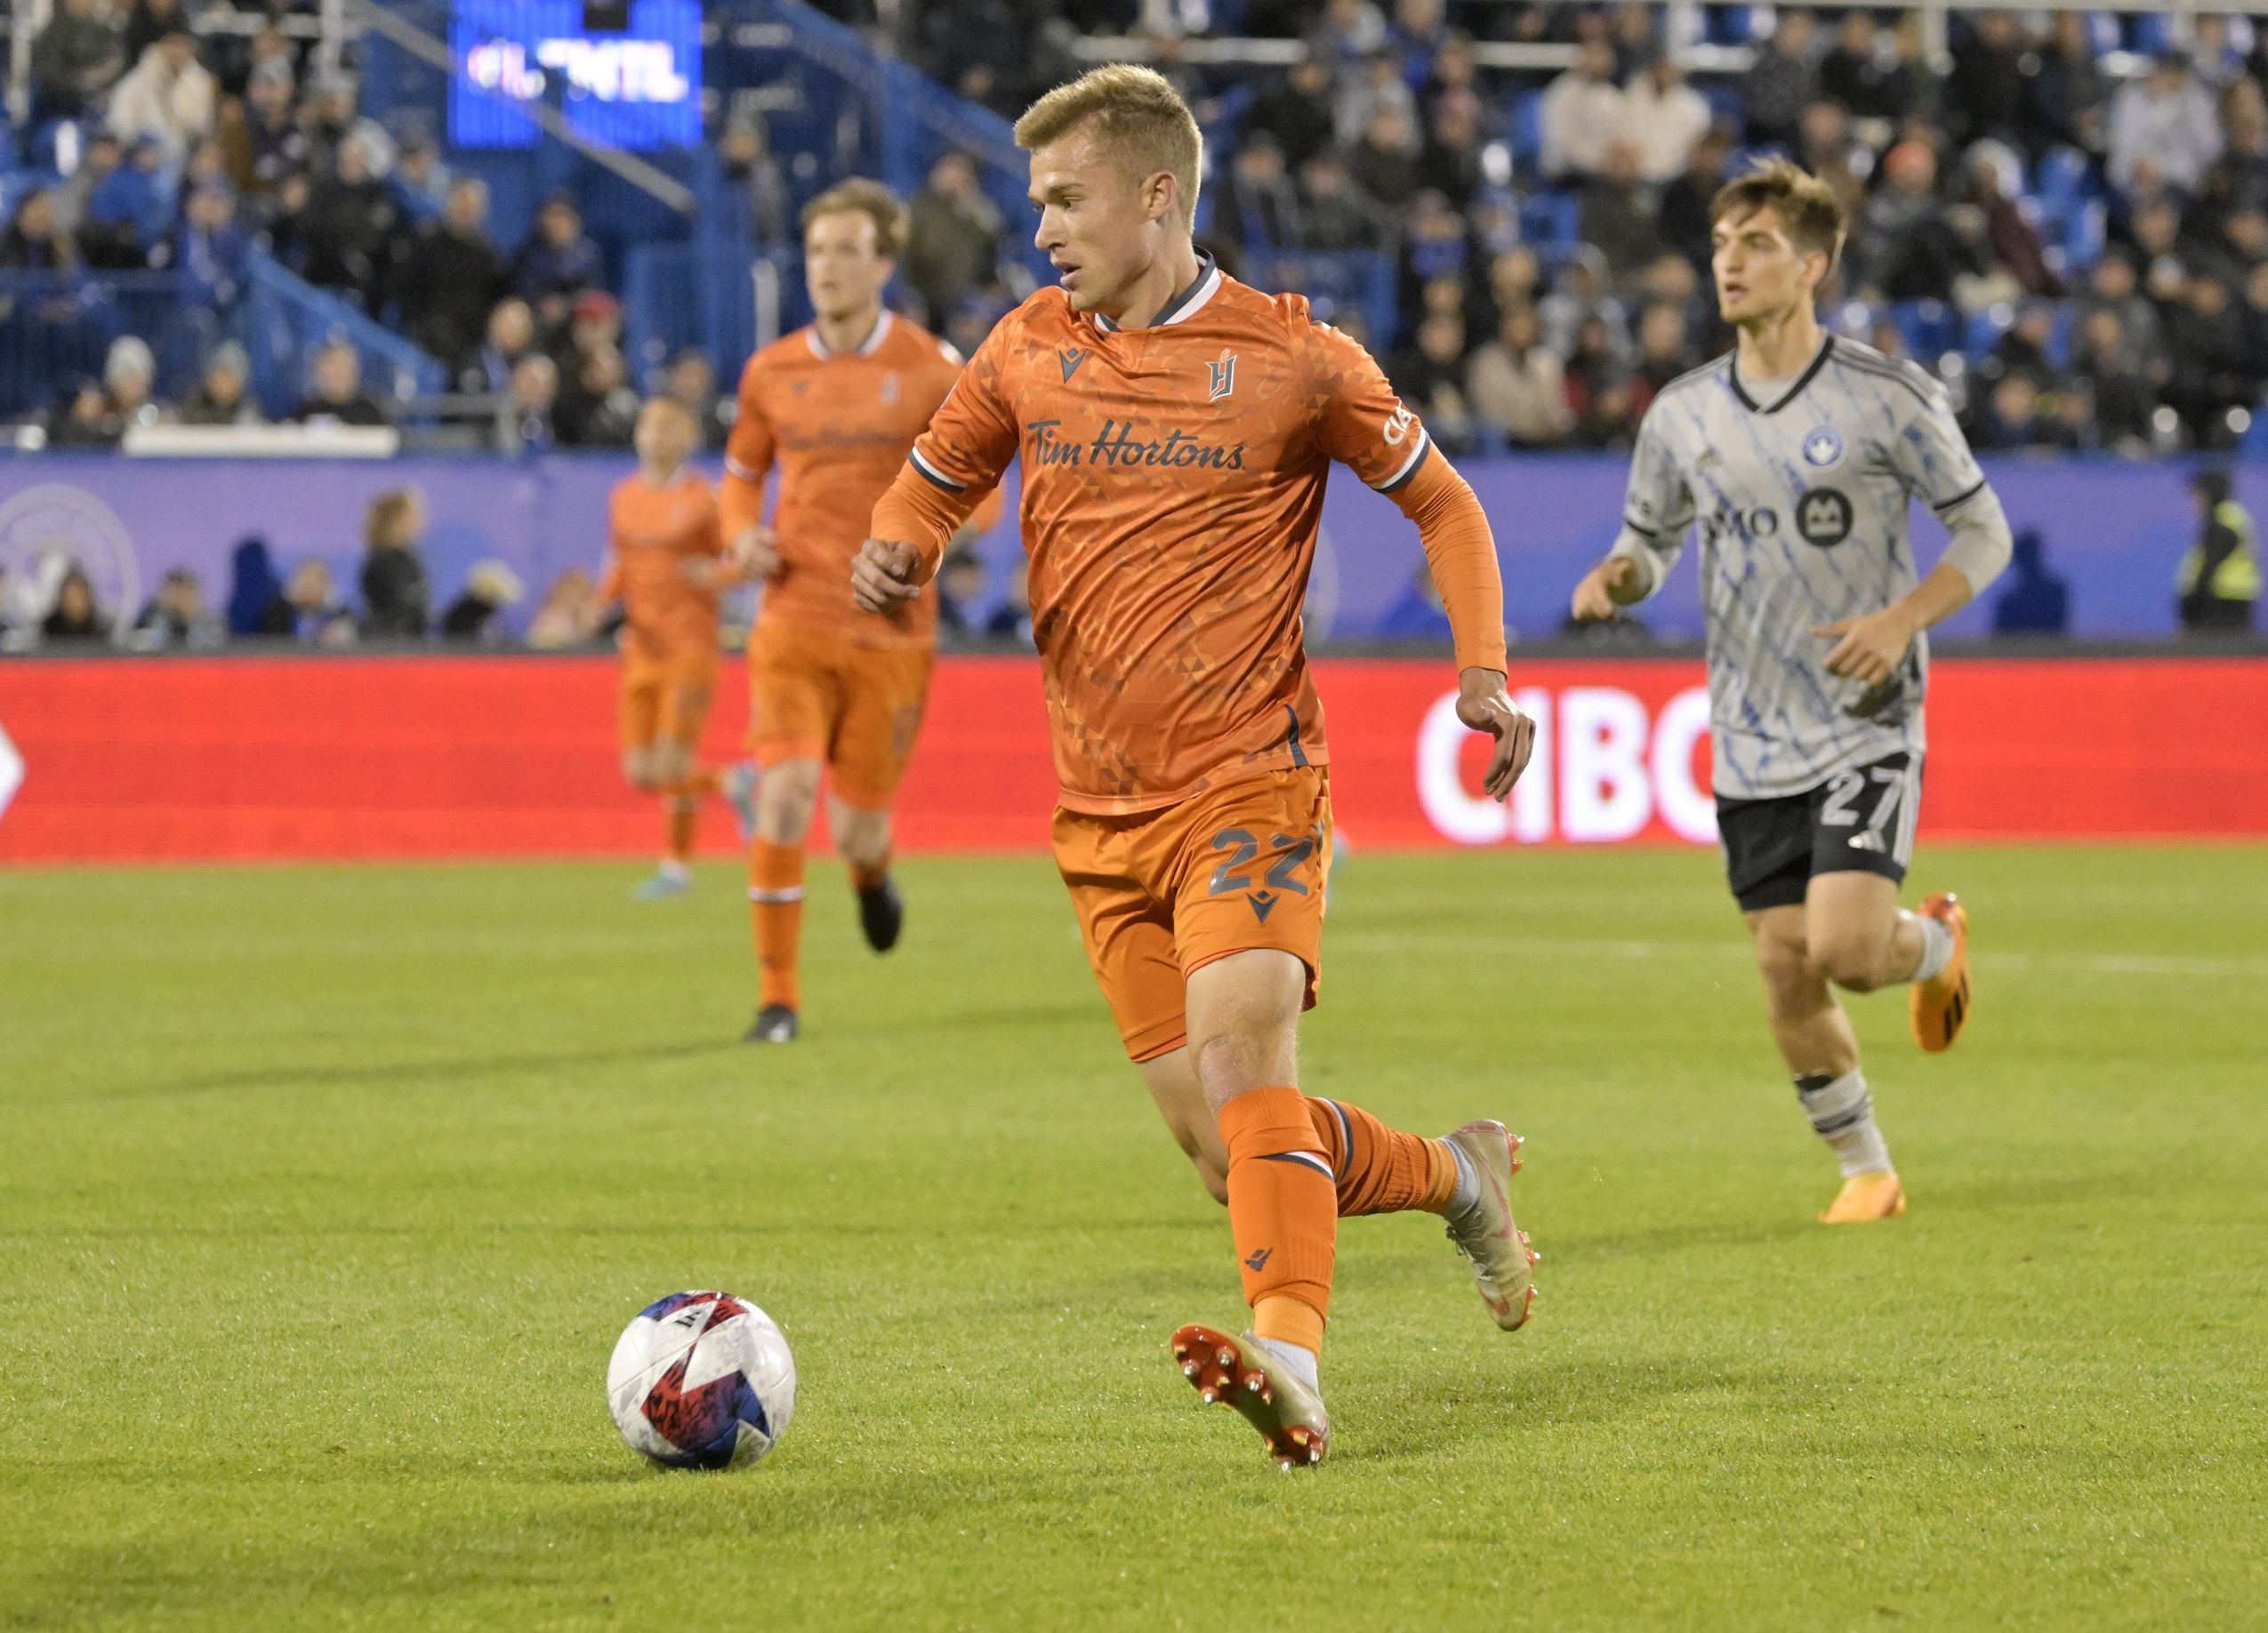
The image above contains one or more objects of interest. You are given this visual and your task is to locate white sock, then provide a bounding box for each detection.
[1444,1138,1480,1217]
[1909,911,1954,983]
[657,858,690,882]
[1795,1069,1894,1177]
[1255,1335,1320,1394]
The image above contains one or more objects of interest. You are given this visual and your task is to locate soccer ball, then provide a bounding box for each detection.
[607,1291,797,1469]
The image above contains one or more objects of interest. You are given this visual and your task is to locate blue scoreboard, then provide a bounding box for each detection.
[450,0,702,151]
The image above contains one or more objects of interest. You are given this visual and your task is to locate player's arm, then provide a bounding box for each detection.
[1315,322,1533,800]
[680,495,730,595]
[857,341,1018,613]
[1814,380,2014,686]
[720,366,780,581]
[1573,405,1693,619]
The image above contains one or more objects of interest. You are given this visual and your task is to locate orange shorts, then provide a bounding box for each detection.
[1053,767,1332,1063]
[618,648,718,752]
[748,621,935,809]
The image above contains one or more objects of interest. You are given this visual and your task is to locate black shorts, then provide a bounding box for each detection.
[1717,752,1923,913]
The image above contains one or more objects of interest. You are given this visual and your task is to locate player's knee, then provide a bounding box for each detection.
[1810,931,1889,993]
[756,763,821,842]
[623,753,660,792]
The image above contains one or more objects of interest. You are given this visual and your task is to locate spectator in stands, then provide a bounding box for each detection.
[1226,135,1303,251]
[260,558,358,645]
[54,130,120,238]
[44,380,111,447]
[30,0,126,123]
[1657,126,1733,278]
[1416,87,1488,210]
[164,183,250,312]
[1337,48,1418,151]
[663,350,734,451]
[223,535,283,635]
[1796,100,1869,221]
[358,488,430,640]
[2206,79,2268,220]
[2076,251,2166,377]
[1387,0,1448,90]
[1539,39,1623,182]
[1968,374,2047,450]
[106,335,164,434]
[1991,530,2071,635]
[83,136,173,269]
[1385,310,1478,455]
[178,342,264,426]
[2074,310,2159,454]
[1629,298,1699,416]
[1863,141,1977,305]
[440,560,525,644]
[122,0,188,71]
[133,567,223,649]
[935,545,987,636]
[913,0,1029,117]
[390,138,453,226]
[905,151,1001,334]
[461,298,535,396]
[511,196,604,334]
[525,566,601,648]
[1579,142,1663,289]
[42,567,109,643]
[108,28,216,167]
[1737,9,1817,151]
[1818,9,1916,135]
[1465,302,1571,447]
[2110,54,2223,202]
[1967,141,2062,298]
[1311,0,1388,67]
[1297,154,1389,251]
[1562,313,1635,447]
[294,341,387,427]
[297,76,361,181]
[396,177,503,369]
[985,552,1033,645]
[1985,300,2057,389]
[1248,51,1339,172]
[1,189,79,273]
[1344,105,1421,213]
[1540,246,1629,365]
[1944,12,2030,150]
[2167,274,2251,446]
[1621,50,1709,186]
[2177,468,2262,631]
[556,346,639,449]
[236,58,305,197]
[720,116,793,245]
[1395,190,1470,316]
[2031,12,2110,159]
[503,354,559,453]
[302,129,401,312]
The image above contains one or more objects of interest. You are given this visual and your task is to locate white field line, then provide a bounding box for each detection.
[1331,934,2268,979]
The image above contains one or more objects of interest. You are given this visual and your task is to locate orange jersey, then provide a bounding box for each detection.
[599,468,727,659]
[874,257,1499,816]
[722,311,972,648]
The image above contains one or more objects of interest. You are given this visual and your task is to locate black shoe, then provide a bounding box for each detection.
[744,1003,798,1043]
[857,875,904,953]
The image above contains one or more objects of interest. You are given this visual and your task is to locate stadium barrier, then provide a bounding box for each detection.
[2,654,2263,864]
[0,451,2254,641]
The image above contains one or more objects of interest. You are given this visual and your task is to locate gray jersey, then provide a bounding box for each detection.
[1615,335,1988,800]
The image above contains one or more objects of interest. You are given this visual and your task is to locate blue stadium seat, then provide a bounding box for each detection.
[1519,190,1580,250]
[1892,300,1962,363]
[1966,304,2015,363]
[1508,90,1544,175]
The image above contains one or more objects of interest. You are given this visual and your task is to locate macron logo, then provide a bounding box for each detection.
[1059,348,1087,382]
[1243,1246,1273,1272]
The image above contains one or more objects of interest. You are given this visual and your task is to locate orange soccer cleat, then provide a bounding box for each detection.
[1819,1170,1907,1224]
[1169,1326,1330,1470]
[1909,892,1972,1053]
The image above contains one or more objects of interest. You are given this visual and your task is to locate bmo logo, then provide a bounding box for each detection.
[1417,685,1717,845]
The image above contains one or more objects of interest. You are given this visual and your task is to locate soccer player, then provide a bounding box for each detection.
[599,396,756,899]
[854,66,1541,1468]
[1570,160,2011,1224]
[720,179,987,1045]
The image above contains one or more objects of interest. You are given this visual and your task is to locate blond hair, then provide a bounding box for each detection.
[1711,157,1846,272]
[365,487,422,550]
[800,177,908,259]
[1014,65,1202,230]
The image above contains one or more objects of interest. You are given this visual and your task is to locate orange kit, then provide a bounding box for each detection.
[869,258,1506,1055]
[599,469,728,752]
[721,311,989,807]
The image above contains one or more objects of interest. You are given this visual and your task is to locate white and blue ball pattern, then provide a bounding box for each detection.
[607,1291,796,1469]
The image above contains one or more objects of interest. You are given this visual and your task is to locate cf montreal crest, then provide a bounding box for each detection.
[1801,426,1846,468]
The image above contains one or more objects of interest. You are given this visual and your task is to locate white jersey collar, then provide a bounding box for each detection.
[808,310,893,360]
[1090,250,1222,334]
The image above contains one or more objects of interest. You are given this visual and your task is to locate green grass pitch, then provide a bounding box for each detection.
[4,845,2264,1630]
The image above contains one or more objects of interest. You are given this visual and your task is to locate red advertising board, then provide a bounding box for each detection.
[0,654,2263,864]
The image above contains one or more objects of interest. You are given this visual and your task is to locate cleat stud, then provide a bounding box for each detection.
[1245,1376,1262,1392]
[1200,1389,1217,1404]
[1259,1386,1274,1404]
[1182,1361,1199,1377]
[1309,1446,1322,1462]
[1217,1347,1235,1365]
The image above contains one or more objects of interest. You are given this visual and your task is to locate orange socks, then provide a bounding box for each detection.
[1304,1098,1460,1217]
[749,839,805,1010]
[675,765,724,800]
[1218,1087,1338,1355]
[666,799,699,867]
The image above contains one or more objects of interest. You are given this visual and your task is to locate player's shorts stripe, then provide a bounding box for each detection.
[1259,1150,1337,1180]
[1321,1099,1354,1178]
[1894,756,1922,870]
[908,447,965,493]
[724,455,761,481]
[1929,479,1987,513]
[1376,430,1432,494]
[747,886,808,904]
